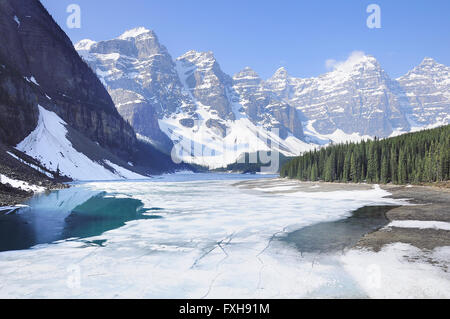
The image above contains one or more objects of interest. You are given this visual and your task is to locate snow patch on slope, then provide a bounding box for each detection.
[74,39,96,51]
[118,27,150,40]
[16,105,147,181]
[0,174,44,193]
[6,151,54,178]
[160,112,315,169]
[304,120,373,144]
[13,15,20,27]
[103,160,147,180]
[25,76,39,86]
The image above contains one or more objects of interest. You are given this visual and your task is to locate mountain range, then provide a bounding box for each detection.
[75,27,450,168]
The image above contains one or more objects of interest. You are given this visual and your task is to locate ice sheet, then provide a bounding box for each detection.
[341,244,450,298]
[0,176,446,298]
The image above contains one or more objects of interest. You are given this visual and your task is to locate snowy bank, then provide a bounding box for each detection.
[0,174,44,193]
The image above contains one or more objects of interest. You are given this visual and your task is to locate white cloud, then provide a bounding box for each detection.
[325,59,338,70]
[325,51,367,72]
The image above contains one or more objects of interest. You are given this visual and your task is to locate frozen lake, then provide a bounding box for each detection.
[0,173,448,298]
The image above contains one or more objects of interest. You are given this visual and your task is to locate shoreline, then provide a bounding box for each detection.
[235,178,450,253]
[0,143,70,209]
[356,184,450,251]
[281,205,396,254]
[0,183,69,211]
[0,185,34,209]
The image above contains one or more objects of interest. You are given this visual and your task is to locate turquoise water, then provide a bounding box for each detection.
[0,173,273,252]
[0,191,154,252]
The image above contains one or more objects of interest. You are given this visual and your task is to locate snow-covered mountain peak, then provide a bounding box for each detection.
[413,57,448,73]
[74,39,96,51]
[179,50,214,59]
[233,67,261,83]
[271,67,289,80]
[82,26,169,63]
[118,27,152,40]
[176,50,231,92]
[353,54,379,69]
[421,57,439,65]
[400,57,449,80]
[177,50,217,68]
[396,57,450,127]
[328,53,380,76]
[265,67,292,94]
[264,67,294,99]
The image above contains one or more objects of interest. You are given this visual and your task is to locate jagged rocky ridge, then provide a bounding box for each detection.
[0,1,181,189]
[76,28,450,168]
[266,54,449,138]
[397,57,450,127]
[76,29,309,167]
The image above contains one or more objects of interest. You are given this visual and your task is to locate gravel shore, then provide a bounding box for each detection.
[235,178,450,252]
[356,185,450,251]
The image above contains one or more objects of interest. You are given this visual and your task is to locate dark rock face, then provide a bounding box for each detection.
[109,89,160,140]
[232,67,304,140]
[0,66,39,145]
[177,51,235,121]
[0,0,136,159]
[179,118,195,128]
[205,119,227,138]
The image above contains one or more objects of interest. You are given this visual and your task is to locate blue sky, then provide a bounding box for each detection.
[41,0,450,79]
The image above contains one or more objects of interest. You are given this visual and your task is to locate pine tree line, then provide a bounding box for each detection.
[280,125,450,184]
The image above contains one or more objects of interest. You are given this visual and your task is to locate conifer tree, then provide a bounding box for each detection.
[350,152,357,182]
[398,149,407,184]
[380,152,389,184]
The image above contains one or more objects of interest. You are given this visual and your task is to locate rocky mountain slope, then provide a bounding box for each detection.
[266,55,410,138]
[77,28,312,167]
[0,0,137,156]
[77,28,449,168]
[267,54,449,138]
[397,57,450,128]
[0,0,182,198]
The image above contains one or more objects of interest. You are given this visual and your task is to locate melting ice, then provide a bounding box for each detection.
[0,174,448,298]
